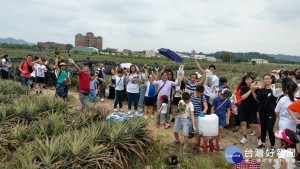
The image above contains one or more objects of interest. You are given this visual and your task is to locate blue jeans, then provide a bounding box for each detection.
[138,86,146,106]
[127,92,138,111]
[8,67,14,79]
[56,83,68,99]
[20,76,30,86]
[89,89,97,101]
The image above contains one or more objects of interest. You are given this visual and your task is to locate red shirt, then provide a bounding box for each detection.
[235,85,242,107]
[78,71,92,93]
[19,61,33,78]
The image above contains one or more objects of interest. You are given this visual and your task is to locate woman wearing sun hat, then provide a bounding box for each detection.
[274,128,300,169]
[54,56,70,99]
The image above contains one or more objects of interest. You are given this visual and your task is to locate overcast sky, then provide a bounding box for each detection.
[1,0,300,55]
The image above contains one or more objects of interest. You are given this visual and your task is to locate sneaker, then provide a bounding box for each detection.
[165,123,170,129]
[172,140,180,146]
[258,138,262,146]
[134,111,139,115]
[219,144,224,151]
[183,148,188,155]
[113,108,118,112]
[171,117,175,123]
[257,144,266,150]
[150,115,155,119]
[193,143,198,150]
[159,126,165,129]
[232,128,239,132]
[240,137,248,144]
[128,111,131,115]
[269,147,276,154]
[250,130,256,136]
[144,115,149,119]
[100,98,104,102]
[119,108,124,112]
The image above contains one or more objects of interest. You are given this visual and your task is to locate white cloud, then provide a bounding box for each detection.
[0,0,300,55]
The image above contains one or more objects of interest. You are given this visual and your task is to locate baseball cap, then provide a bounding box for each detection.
[159,95,168,102]
[275,128,299,145]
[221,88,232,99]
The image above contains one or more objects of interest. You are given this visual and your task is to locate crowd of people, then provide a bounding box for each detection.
[1,53,300,167]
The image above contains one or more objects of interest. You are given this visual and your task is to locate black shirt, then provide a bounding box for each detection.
[256,88,277,114]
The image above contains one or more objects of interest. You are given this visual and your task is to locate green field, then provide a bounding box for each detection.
[2,48,299,89]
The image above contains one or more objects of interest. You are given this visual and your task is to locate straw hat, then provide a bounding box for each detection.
[59,62,66,66]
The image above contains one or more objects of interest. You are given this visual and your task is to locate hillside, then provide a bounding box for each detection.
[268,54,300,62]
[0,37,33,45]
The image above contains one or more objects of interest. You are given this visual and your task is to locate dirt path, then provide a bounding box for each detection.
[31,88,281,168]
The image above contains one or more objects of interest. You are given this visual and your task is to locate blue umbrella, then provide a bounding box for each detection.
[158,48,183,63]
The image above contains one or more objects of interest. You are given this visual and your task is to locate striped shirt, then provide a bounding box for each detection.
[185,80,200,95]
[190,94,207,117]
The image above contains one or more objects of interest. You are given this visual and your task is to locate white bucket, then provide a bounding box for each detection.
[198,114,219,136]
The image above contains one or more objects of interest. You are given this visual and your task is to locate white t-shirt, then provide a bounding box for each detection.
[274,149,295,169]
[31,63,38,77]
[126,73,141,93]
[174,79,181,98]
[177,100,194,118]
[275,96,298,132]
[161,103,168,114]
[204,74,219,97]
[35,64,47,77]
[295,83,300,98]
[115,75,125,91]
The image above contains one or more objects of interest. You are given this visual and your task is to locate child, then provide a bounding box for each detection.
[190,85,208,148]
[113,67,126,112]
[35,59,47,95]
[89,71,98,105]
[211,88,232,151]
[144,68,157,119]
[172,92,196,155]
[157,95,168,129]
[274,128,300,169]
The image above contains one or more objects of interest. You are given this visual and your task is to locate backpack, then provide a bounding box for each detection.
[16,60,33,76]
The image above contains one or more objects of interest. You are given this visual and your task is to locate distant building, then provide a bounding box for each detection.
[75,32,103,50]
[205,56,217,62]
[194,55,206,60]
[71,46,98,54]
[106,48,118,53]
[251,59,268,64]
[37,42,67,51]
[145,50,156,57]
[132,51,146,56]
[191,50,196,55]
[123,49,132,55]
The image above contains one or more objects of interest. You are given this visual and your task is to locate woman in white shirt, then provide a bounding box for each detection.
[126,65,141,115]
[275,82,298,132]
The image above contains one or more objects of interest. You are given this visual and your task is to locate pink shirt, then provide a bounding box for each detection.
[154,80,176,100]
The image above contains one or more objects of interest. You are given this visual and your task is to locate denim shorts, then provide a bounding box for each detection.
[89,89,97,101]
[173,117,190,136]
[190,117,199,134]
[216,114,226,127]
